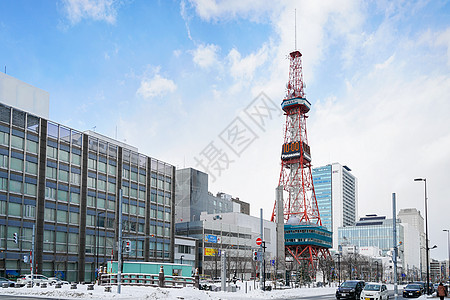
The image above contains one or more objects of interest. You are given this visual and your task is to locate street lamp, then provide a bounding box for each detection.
[414,178,430,295]
[444,229,450,282]
[335,253,342,285]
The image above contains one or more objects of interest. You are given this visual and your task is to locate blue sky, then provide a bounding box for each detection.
[1,0,450,260]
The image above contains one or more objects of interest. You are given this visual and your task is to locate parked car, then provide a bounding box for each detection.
[336,280,365,299]
[0,277,15,287]
[48,277,69,285]
[403,283,422,298]
[411,281,426,293]
[360,283,389,300]
[16,274,49,286]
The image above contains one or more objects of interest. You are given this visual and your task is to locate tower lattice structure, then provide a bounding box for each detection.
[271,50,330,267]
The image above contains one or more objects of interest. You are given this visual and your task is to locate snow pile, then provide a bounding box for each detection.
[0,283,337,300]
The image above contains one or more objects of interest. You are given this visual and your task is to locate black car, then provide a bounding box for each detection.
[336,280,365,299]
[403,284,422,298]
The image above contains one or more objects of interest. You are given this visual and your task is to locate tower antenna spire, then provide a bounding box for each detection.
[294,9,297,50]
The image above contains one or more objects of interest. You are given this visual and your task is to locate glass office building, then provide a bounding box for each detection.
[312,163,357,250]
[338,215,404,257]
[0,102,175,282]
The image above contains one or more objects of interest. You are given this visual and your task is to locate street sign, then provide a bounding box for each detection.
[256,237,262,246]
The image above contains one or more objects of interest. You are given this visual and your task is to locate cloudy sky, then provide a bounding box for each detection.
[1,0,449,260]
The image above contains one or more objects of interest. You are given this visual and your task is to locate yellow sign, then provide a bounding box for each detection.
[204,248,218,256]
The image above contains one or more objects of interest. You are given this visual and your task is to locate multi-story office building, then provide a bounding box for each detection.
[0,74,175,282]
[175,168,247,222]
[398,208,426,278]
[312,163,358,249]
[338,215,405,265]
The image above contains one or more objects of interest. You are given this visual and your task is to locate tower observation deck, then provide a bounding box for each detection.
[272,50,331,268]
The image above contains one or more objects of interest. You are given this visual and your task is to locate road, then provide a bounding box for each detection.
[287,290,429,299]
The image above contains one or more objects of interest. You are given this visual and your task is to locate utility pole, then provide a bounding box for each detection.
[31,224,35,284]
[393,193,398,300]
[117,189,123,294]
[260,208,264,290]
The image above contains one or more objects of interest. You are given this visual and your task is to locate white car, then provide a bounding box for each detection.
[48,277,69,285]
[16,274,49,286]
[360,282,389,300]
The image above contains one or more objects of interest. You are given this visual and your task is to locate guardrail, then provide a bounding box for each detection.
[100,273,197,288]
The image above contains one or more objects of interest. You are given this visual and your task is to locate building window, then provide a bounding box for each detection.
[70,192,80,204]
[8,202,21,217]
[131,171,137,182]
[47,146,57,159]
[59,150,69,162]
[46,166,57,179]
[108,182,116,193]
[71,153,81,165]
[26,140,38,153]
[56,210,68,223]
[9,179,22,194]
[24,183,37,196]
[178,245,191,254]
[25,161,37,174]
[69,212,79,225]
[123,169,129,179]
[87,195,95,207]
[23,204,35,218]
[59,170,69,182]
[0,132,9,146]
[0,155,8,168]
[44,208,56,221]
[45,187,56,200]
[43,230,54,251]
[56,231,67,252]
[88,158,97,170]
[87,177,96,188]
[11,135,24,149]
[0,178,7,191]
[57,190,68,202]
[70,173,80,185]
[108,165,116,175]
[10,157,23,172]
[98,161,106,173]
[98,179,106,191]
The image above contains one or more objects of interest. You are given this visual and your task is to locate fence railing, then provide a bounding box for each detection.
[100,273,197,288]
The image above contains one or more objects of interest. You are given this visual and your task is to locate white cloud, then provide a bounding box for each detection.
[188,0,275,22]
[136,74,177,100]
[191,44,220,69]
[227,45,269,81]
[60,0,118,25]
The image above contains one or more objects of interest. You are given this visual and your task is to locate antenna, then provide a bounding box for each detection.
[294,9,297,50]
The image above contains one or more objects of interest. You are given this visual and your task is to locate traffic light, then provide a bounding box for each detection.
[125,240,131,253]
[13,233,18,244]
[252,250,258,261]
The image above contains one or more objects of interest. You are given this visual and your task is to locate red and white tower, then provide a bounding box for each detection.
[271,50,331,267]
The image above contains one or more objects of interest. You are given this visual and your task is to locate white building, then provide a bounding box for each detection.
[197,211,277,280]
[174,236,197,273]
[398,208,425,277]
[0,72,49,118]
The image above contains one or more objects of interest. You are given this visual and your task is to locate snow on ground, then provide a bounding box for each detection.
[0,282,438,299]
[0,282,338,300]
